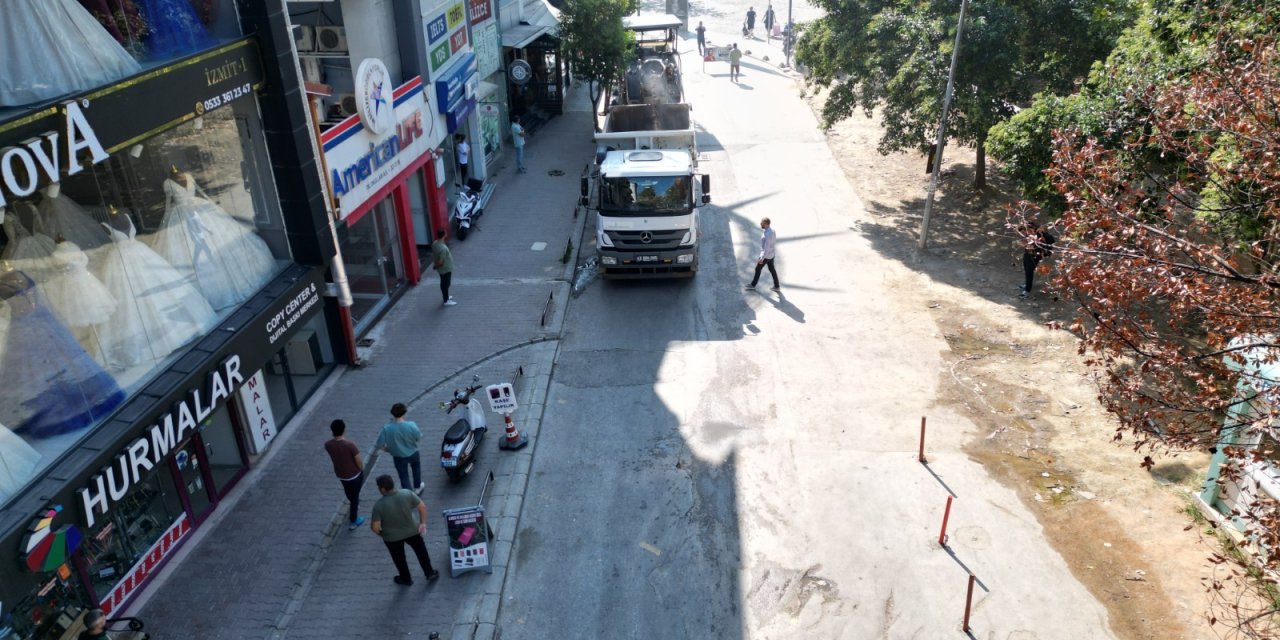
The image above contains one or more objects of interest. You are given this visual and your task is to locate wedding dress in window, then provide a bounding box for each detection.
[1,210,57,283]
[0,421,40,504]
[39,191,112,256]
[147,175,276,310]
[0,0,142,106]
[42,239,118,363]
[94,214,215,378]
[0,269,125,438]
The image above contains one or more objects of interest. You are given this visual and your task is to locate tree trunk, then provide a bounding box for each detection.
[974,131,987,190]
[590,81,601,132]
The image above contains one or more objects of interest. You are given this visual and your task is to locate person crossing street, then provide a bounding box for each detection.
[745,217,779,291]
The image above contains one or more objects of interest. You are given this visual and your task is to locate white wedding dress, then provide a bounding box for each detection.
[146,176,278,310]
[0,0,142,106]
[93,215,216,378]
[1,211,57,283]
[0,421,40,504]
[39,192,112,254]
[42,240,118,364]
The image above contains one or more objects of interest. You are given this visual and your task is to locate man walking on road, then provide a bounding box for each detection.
[695,21,707,56]
[729,44,742,82]
[746,217,779,291]
[371,474,439,586]
[375,403,424,493]
[431,229,456,306]
[325,419,366,531]
[511,117,527,173]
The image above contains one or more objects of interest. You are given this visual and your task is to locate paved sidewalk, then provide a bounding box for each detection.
[133,109,595,639]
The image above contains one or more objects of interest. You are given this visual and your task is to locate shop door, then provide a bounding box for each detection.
[171,438,215,524]
[171,405,249,524]
[347,198,406,333]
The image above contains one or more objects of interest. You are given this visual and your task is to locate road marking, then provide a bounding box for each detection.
[639,542,663,556]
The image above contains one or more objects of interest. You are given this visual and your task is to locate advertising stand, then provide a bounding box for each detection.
[442,471,495,577]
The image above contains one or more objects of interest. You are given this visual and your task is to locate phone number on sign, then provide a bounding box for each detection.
[197,82,252,115]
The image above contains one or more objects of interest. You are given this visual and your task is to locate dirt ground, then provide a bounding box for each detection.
[803,87,1223,639]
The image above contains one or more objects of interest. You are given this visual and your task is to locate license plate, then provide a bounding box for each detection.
[442,458,457,468]
[636,255,659,263]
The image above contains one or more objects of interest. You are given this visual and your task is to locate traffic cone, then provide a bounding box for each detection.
[499,415,528,450]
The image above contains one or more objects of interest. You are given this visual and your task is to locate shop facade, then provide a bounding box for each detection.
[0,2,340,636]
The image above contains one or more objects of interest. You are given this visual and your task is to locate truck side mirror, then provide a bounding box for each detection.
[579,195,589,207]
[702,194,711,204]
[580,176,589,197]
[701,174,711,194]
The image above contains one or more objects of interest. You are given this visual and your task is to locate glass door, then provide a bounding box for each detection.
[346,197,406,332]
[171,439,214,523]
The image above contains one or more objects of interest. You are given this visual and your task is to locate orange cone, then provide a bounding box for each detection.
[499,415,528,450]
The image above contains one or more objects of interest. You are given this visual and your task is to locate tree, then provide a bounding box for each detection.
[1010,6,1280,634]
[797,0,1130,188]
[558,0,633,130]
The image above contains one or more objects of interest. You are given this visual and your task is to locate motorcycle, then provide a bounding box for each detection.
[440,376,487,481]
[453,179,485,240]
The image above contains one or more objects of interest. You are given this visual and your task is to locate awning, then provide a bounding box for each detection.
[501,0,560,48]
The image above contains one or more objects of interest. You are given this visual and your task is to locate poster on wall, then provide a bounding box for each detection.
[474,23,500,78]
[424,0,472,80]
[238,370,277,454]
[479,103,501,166]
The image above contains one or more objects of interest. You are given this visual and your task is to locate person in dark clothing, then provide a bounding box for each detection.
[1019,222,1055,298]
[745,7,757,36]
[325,419,366,531]
[763,5,776,39]
[78,609,107,639]
[695,21,707,55]
[371,474,439,585]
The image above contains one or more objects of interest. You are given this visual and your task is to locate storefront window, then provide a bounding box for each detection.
[78,468,183,604]
[1,0,245,109]
[0,99,289,509]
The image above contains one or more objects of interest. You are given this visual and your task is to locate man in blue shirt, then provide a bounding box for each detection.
[375,403,424,493]
[746,217,779,290]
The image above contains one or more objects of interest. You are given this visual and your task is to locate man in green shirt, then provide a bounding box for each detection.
[431,229,456,306]
[371,474,439,585]
[729,44,742,82]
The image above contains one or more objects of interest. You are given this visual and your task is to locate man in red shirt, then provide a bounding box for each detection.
[325,419,366,531]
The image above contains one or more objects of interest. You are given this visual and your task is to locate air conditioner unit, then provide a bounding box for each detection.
[294,25,315,52]
[301,57,322,85]
[337,93,358,117]
[315,26,348,53]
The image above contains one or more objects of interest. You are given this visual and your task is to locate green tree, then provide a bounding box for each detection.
[558,0,633,129]
[797,0,1131,188]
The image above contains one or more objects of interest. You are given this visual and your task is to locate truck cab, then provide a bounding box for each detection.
[584,150,711,278]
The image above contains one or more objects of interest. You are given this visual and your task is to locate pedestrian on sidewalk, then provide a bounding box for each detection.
[325,419,366,531]
[511,117,527,173]
[745,7,756,37]
[1018,221,1055,298]
[729,44,742,82]
[431,229,456,306]
[375,403,424,493]
[79,609,107,639]
[763,5,776,40]
[745,217,779,291]
[371,474,440,586]
[695,21,706,56]
[454,133,470,185]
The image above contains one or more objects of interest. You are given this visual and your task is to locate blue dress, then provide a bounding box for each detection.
[138,0,214,60]
[0,270,124,438]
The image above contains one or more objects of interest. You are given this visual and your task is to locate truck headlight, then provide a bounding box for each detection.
[601,256,617,265]
[677,254,694,264]
[679,230,695,246]
[598,231,614,248]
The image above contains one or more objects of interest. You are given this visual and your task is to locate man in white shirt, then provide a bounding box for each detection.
[454,133,470,184]
[746,217,779,290]
[511,118,527,173]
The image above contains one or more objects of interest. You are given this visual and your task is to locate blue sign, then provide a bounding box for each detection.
[426,14,449,44]
[435,53,478,113]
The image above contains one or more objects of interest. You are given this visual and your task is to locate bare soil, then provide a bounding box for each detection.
[805,86,1220,639]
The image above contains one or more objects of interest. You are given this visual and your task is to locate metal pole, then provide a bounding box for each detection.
[784,0,793,68]
[917,0,968,253]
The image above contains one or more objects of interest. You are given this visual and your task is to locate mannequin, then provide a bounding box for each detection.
[39,188,111,254]
[1,206,57,282]
[94,211,216,382]
[147,168,277,310]
[42,235,117,363]
[0,1,141,106]
[0,264,125,438]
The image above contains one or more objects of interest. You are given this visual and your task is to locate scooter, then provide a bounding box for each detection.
[440,376,487,481]
[453,179,484,240]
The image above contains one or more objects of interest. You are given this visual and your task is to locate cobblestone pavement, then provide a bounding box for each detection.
[133,108,595,640]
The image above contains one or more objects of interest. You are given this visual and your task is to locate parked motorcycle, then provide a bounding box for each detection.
[453,179,485,240]
[440,376,487,481]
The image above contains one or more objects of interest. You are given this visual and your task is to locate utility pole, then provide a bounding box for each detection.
[917,0,968,253]
[784,0,793,68]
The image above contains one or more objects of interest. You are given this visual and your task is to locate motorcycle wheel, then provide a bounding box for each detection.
[457,223,468,240]
[446,467,463,482]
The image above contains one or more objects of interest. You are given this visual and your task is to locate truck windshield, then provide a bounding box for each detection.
[600,176,691,214]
